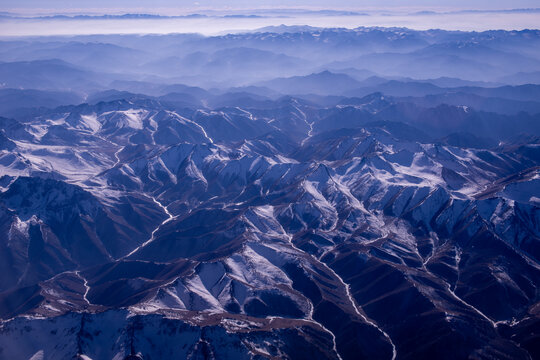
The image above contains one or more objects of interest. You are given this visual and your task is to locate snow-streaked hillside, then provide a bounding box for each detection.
[0,93,539,360]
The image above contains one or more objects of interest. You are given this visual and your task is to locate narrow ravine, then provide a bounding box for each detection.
[293,102,313,146]
[316,249,398,360]
[76,271,91,306]
[124,196,175,258]
[276,219,397,360]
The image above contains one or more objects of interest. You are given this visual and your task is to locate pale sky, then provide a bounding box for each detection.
[2,0,540,13]
[1,0,538,35]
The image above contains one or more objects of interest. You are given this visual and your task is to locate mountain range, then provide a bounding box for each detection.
[0,26,539,360]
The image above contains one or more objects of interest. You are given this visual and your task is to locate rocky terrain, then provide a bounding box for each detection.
[0,27,540,360]
[0,90,538,359]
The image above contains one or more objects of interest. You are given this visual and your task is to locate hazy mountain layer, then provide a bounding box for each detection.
[1,27,540,92]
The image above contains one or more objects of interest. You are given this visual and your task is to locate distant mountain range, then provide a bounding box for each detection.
[1,27,540,87]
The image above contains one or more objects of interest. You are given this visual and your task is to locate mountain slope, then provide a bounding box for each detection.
[0,94,538,359]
